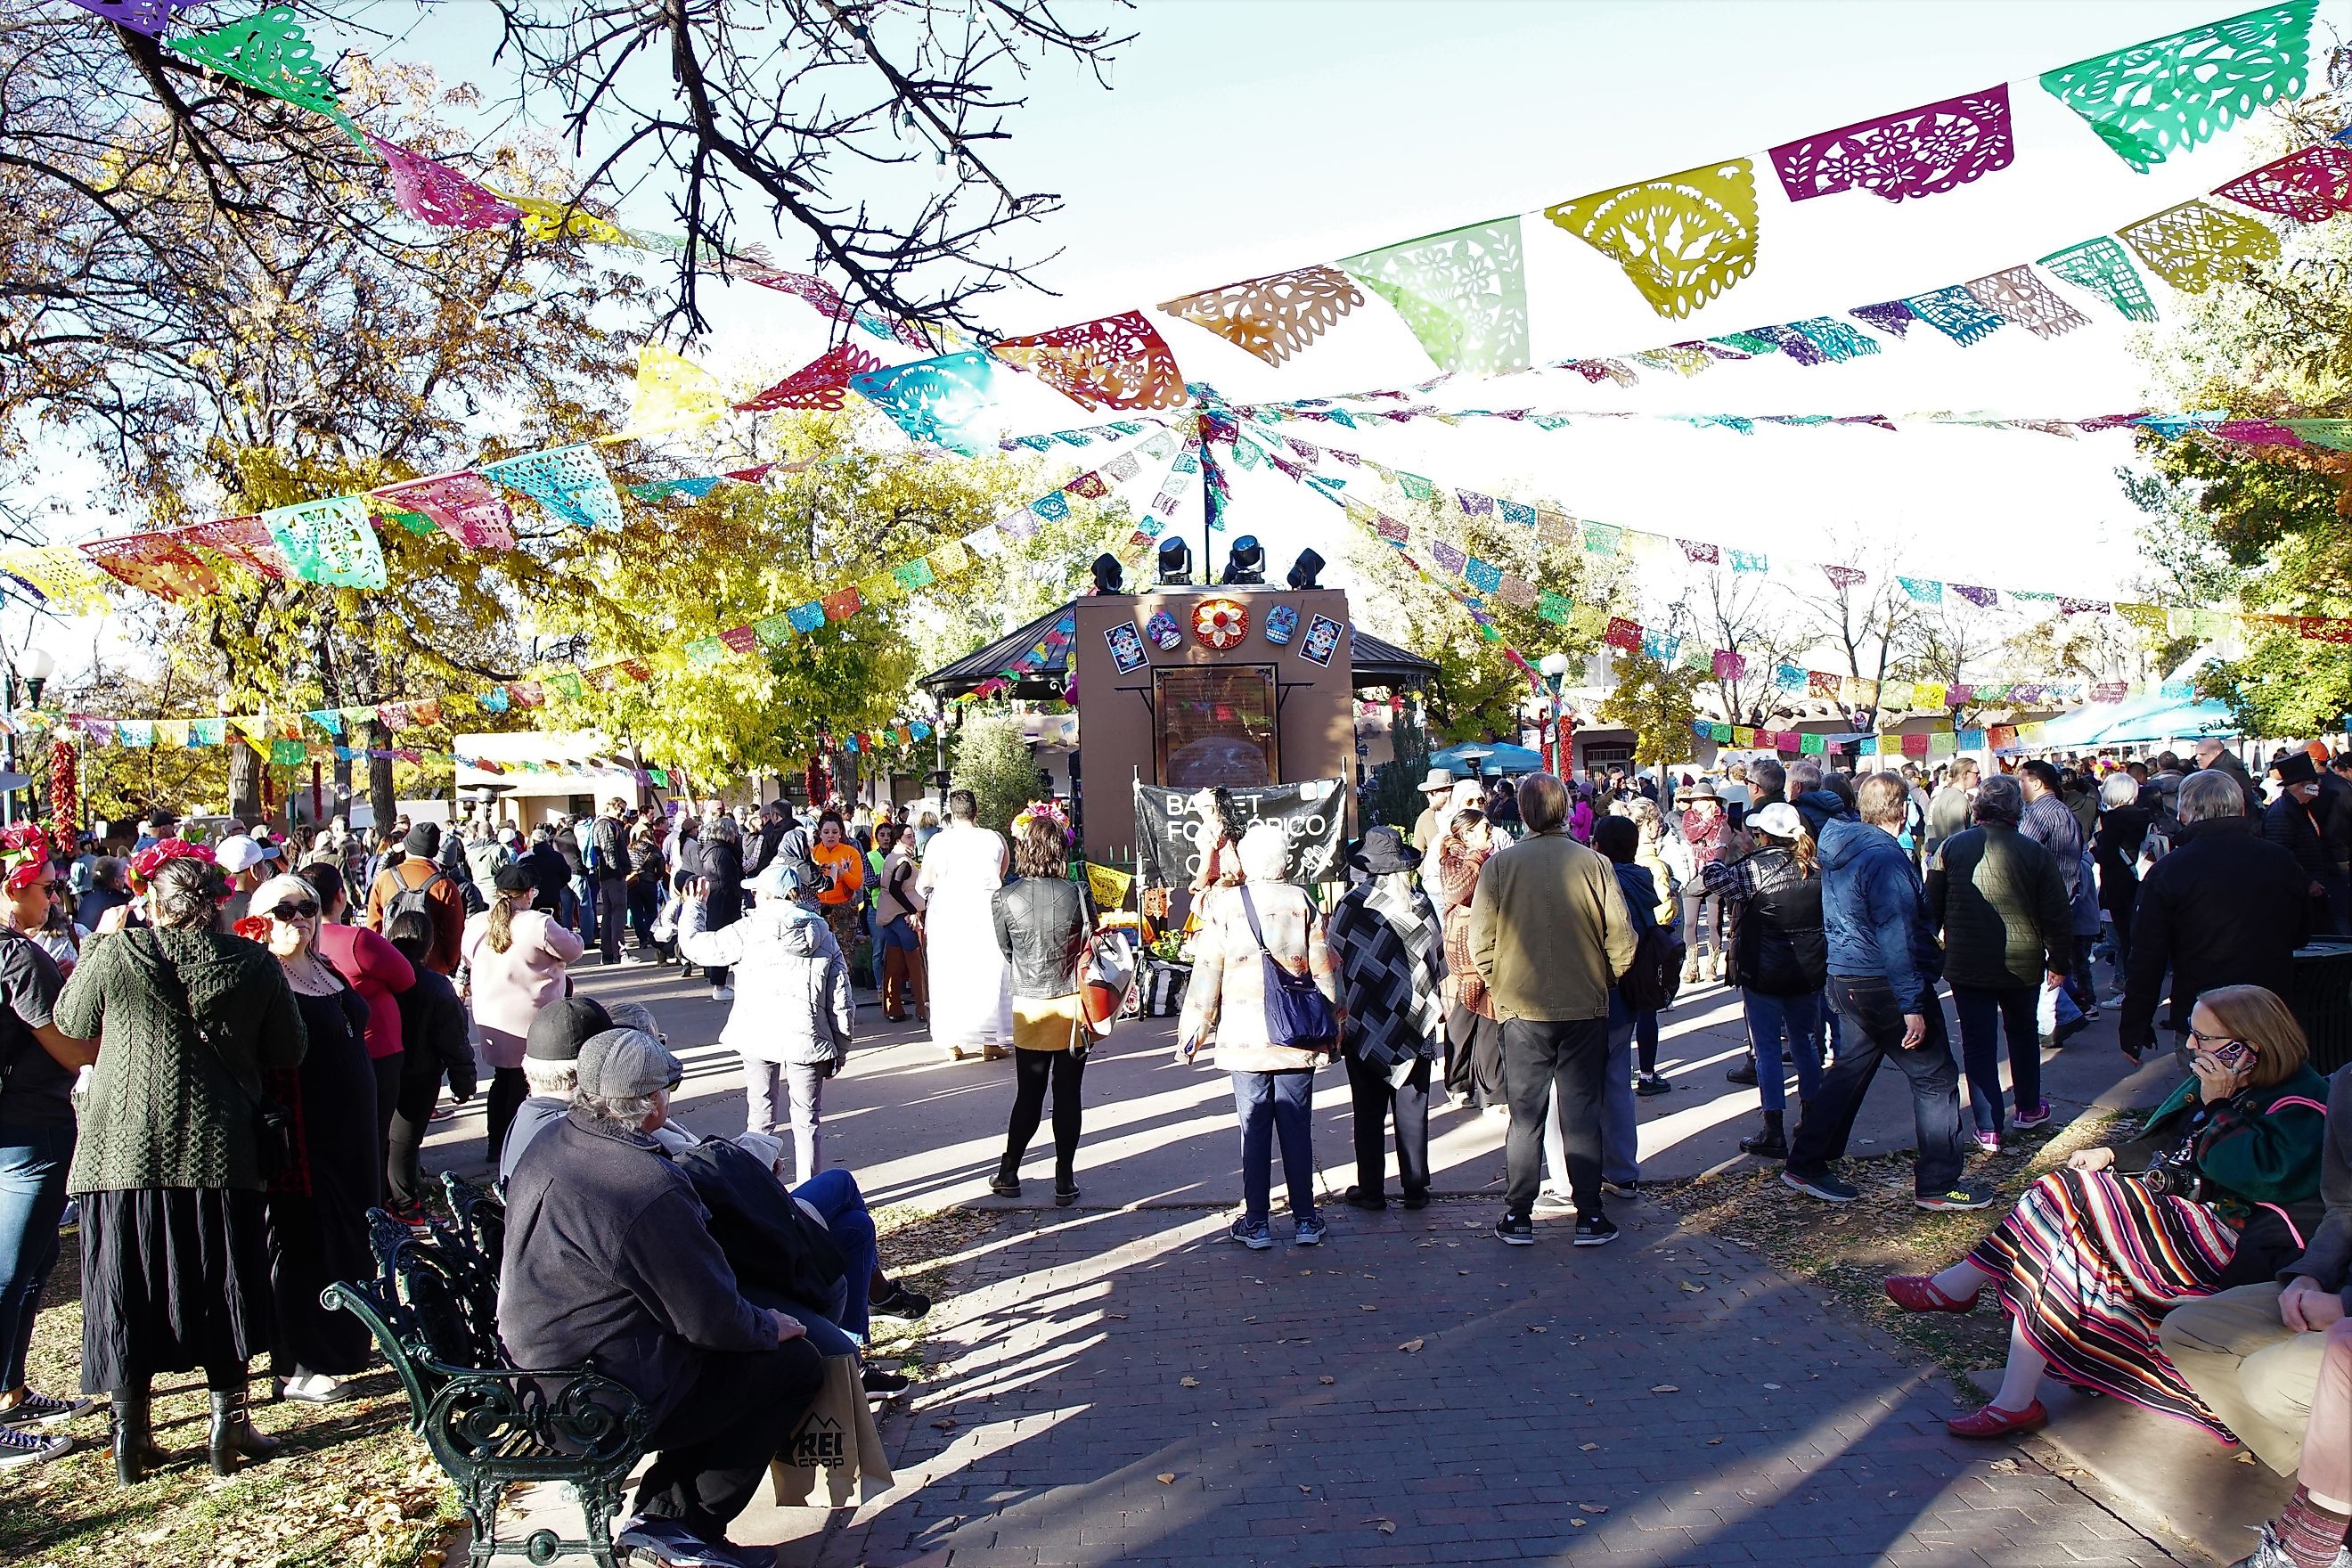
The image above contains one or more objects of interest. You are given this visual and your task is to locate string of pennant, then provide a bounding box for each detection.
[75,0,2350,425]
[1689,714,2200,758]
[1229,421,2352,650]
[16,427,1185,755]
[1230,398,2352,453]
[1240,421,2217,727]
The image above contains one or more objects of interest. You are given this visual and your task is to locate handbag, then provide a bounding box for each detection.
[1081,933,1133,1033]
[1237,886,1338,1053]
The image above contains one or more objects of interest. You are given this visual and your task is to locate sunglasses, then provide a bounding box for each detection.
[266,900,321,922]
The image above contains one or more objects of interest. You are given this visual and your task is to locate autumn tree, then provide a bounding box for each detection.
[948,710,1039,837]
[1596,650,1706,768]
[1796,538,1924,733]
[548,409,1138,781]
[2,38,649,822]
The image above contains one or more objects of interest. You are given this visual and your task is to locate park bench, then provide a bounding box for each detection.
[323,1205,649,1568]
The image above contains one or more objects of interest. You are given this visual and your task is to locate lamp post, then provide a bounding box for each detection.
[1539,652,1571,777]
[1,647,55,828]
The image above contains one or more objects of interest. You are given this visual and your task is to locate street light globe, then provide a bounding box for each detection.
[17,648,54,683]
[1539,651,1571,680]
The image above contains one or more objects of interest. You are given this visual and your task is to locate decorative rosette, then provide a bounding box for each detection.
[0,823,47,894]
[128,837,216,891]
[1192,597,1249,650]
[233,914,273,943]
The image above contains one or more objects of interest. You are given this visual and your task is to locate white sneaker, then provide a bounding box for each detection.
[1531,1190,1577,1215]
[710,985,735,1002]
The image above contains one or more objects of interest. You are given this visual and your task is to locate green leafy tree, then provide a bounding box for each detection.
[2122,72,2352,736]
[948,710,1037,836]
[1597,651,1706,767]
[551,410,1133,781]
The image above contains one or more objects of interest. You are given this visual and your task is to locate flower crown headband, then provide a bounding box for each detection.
[129,837,216,892]
[0,825,47,894]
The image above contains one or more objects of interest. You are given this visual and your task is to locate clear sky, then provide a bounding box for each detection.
[15,0,2321,683]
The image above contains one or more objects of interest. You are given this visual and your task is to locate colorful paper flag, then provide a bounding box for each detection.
[1341,218,1531,375]
[1545,159,1760,320]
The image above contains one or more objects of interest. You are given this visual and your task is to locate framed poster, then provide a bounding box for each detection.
[1154,665,1279,788]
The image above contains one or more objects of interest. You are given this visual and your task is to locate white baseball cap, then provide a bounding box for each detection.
[214,835,280,876]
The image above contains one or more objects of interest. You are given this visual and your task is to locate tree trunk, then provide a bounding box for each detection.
[367,721,396,829]
[227,739,264,824]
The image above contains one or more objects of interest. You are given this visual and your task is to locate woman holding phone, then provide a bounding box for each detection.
[1883,984,2328,1441]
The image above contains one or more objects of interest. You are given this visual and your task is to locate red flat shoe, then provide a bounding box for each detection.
[1946,1401,2046,1440]
[1885,1275,1979,1313]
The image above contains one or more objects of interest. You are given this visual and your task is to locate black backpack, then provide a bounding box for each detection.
[386,866,453,927]
[1620,922,1686,1014]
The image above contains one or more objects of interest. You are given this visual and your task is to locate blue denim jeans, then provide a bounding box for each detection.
[1231,1070,1318,1225]
[1547,1019,1639,1189]
[1744,991,1825,1114]
[0,1121,73,1392]
[571,872,598,940]
[1952,984,2043,1135]
[793,1168,878,1341]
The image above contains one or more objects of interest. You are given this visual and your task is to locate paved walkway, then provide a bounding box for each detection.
[426,959,2178,1209]
[437,953,2226,1566]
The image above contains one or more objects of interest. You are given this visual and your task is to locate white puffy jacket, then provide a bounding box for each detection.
[675,895,853,1067]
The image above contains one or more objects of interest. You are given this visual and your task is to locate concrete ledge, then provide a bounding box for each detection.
[1968,1368,2288,1564]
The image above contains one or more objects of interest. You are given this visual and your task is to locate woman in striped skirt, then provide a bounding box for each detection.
[1883,984,2329,1440]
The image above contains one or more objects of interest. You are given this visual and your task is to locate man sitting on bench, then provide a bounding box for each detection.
[501,1026,823,1568]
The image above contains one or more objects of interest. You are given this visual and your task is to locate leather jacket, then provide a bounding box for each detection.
[1727,845,1826,998]
[992,876,1091,1000]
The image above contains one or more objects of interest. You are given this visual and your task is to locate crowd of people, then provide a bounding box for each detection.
[4,730,2350,1566]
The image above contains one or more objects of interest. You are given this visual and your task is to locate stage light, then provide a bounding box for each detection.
[1221,535,1265,584]
[1157,537,1193,584]
[1090,552,1123,594]
[1287,549,1325,590]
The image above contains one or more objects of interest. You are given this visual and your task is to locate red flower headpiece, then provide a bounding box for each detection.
[128,837,216,891]
[233,915,272,943]
[0,824,47,894]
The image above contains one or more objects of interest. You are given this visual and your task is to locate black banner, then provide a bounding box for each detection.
[1132,778,1348,886]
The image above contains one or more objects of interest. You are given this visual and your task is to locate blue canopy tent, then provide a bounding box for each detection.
[1997,695,2237,751]
[1427,740,1544,777]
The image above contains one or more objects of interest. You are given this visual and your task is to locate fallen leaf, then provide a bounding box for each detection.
[1707,1437,1724,1446]
[1570,1517,1588,1529]
[1679,1280,1707,1293]
[1156,1472,1176,1484]
[1399,1337,1425,1353]
[1527,1325,1548,1334]
[1988,1458,2020,1474]
[1106,1312,1129,1320]
[1299,1484,1312,1492]
[1762,1382,1781,1390]
[1360,1304,1378,1311]
[1579,1442,1599,1451]
[1651,1384,1680,1393]
[1580,1503,1609,1515]
[930,1417,958,1431]
[1370,1518,1397,1535]
[1180,1376,1199,1388]
[1319,1376,1335,1384]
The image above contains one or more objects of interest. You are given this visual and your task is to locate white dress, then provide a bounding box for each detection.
[917,821,1013,1050]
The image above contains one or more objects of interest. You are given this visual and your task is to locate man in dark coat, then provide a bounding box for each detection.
[2264,751,2348,935]
[501,1027,822,1567]
[1926,774,2071,1148]
[519,828,571,917]
[2119,770,2313,1060]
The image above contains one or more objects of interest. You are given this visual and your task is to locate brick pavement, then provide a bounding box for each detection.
[818,1203,2188,1568]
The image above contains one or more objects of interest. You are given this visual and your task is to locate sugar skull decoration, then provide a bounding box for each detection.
[1192,597,1249,650]
[1143,610,1184,651]
[1263,605,1299,646]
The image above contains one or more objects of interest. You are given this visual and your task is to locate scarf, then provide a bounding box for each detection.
[1330,871,1446,1067]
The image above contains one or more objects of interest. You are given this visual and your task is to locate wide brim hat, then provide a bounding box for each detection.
[1677,780,1718,803]
[1418,767,1457,794]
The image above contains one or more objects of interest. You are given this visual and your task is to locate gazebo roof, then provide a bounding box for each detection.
[916,599,1439,701]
